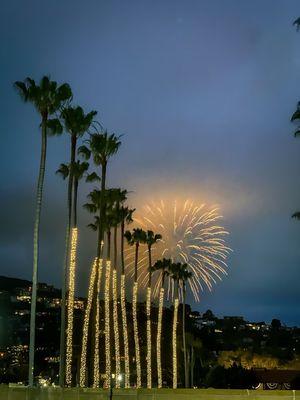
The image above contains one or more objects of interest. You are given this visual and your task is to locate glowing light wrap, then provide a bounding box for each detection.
[112,269,121,388]
[105,260,111,388]
[146,287,152,388]
[120,274,130,388]
[172,297,179,389]
[125,200,231,301]
[93,259,103,388]
[79,257,99,387]
[156,287,164,388]
[132,281,141,388]
[65,227,78,386]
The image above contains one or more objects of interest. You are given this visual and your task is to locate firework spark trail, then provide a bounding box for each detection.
[125,200,231,301]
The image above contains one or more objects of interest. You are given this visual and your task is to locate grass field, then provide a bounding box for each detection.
[1,387,300,400]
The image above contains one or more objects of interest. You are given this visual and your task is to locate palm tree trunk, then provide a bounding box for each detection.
[120,221,130,388]
[79,258,99,387]
[73,177,78,227]
[133,242,141,388]
[182,285,188,388]
[172,284,179,389]
[97,162,107,257]
[146,246,152,389]
[104,231,111,388]
[92,161,107,384]
[65,227,78,386]
[156,286,164,388]
[112,227,121,388]
[93,258,103,388]
[59,135,76,386]
[28,115,47,387]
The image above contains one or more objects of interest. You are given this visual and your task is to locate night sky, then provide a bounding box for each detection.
[1,0,300,325]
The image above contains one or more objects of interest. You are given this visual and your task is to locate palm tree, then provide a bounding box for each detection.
[79,131,121,257]
[151,258,171,388]
[119,206,135,388]
[169,262,191,388]
[79,132,121,387]
[144,231,162,389]
[109,189,127,388]
[56,160,89,386]
[14,76,72,386]
[59,107,96,386]
[180,266,193,388]
[124,228,146,388]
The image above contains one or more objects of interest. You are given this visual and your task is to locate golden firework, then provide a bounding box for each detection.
[125,199,231,301]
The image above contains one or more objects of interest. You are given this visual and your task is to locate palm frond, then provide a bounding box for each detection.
[78,145,91,160]
[292,211,300,220]
[56,163,69,179]
[46,118,63,136]
[86,172,101,182]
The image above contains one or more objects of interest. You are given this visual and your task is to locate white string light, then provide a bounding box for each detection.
[112,269,121,388]
[79,257,99,387]
[121,274,130,388]
[157,287,164,388]
[132,281,141,388]
[172,297,179,389]
[146,286,152,388]
[105,260,111,388]
[93,259,103,388]
[65,227,78,386]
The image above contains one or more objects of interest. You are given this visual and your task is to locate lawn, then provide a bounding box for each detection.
[1,387,299,400]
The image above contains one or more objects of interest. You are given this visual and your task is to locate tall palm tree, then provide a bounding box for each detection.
[151,258,171,388]
[58,106,96,386]
[144,231,162,389]
[110,189,127,388]
[119,206,135,388]
[169,262,191,389]
[79,132,121,387]
[169,263,192,388]
[14,76,72,386]
[124,228,146,388]
[180,266,193,388]
[56,160,89,386]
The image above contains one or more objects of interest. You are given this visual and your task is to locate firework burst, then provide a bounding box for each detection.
[125,199,231,301]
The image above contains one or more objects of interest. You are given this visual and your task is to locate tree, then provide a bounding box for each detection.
[124,228,147,388]
[144,230,162,388]
[109,189,128,388]
[180,266,193,387]
[56,160,89,386]
[59,105,96,386]
[14,76,72,386]
[119,206,135,388]
[151,258,171,388]
[79,131,121,387]
[169,262,192,388]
